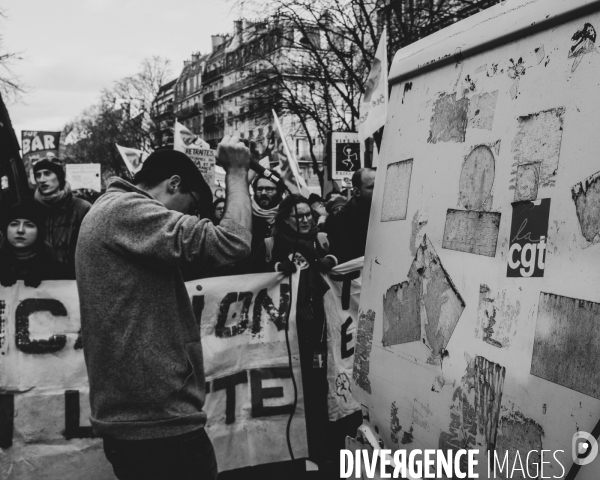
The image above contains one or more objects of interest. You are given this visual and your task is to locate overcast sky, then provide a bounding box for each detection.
[2,0,238,141]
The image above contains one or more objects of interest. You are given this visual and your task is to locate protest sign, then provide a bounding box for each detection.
[21,131,61,185]
[174,120,210,150]
[0,273,307,477]
[66,164,102,192]
[115,144,147,175]
[174,121,215,186]
[330,132,364,186]
[322,258,363,421]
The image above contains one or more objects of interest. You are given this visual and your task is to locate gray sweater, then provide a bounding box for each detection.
[75,178,251,440]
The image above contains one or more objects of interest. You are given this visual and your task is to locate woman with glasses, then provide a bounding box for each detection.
[249,193,337,467]
[211,198,226,225]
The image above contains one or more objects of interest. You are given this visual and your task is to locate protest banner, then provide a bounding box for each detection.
[329,132,364,188]
[0,272,307,478]
[174,121,216,186]
[357,29,388,143]
[115,144,147,175]
[322,258,363,421]
[21,131,61,185]
[271,110,310,197]
[357,29,388,168]
[174,120,210,150]
[65,164,102,192]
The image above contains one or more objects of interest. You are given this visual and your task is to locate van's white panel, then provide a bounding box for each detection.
[354,0,600,478]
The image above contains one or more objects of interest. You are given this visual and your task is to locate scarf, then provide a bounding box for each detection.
[34,183,70,207]
[276,223,320,264]
[251,196,278,223]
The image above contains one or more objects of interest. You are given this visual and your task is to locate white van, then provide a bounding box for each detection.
[350,0,600,478]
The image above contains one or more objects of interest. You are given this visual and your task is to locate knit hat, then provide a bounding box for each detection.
[1,201,46,239]
[326,196,346,214]
[33,159,66,189]
[134,150,213,219]
[308,193,323,206]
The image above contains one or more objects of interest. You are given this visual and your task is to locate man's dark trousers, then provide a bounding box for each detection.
[103,428,217,480]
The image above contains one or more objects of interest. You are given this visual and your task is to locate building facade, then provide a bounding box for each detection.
[174,53,209,138]
[151,78,176,149]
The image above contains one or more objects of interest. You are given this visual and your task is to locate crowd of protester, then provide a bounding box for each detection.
[1,150,376,472]
[1,158,91,286]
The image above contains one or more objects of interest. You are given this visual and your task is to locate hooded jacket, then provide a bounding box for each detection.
[34,185,91,278]
[75,178,251,440]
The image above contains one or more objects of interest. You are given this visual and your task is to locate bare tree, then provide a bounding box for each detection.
[62,56,171,183]
[235,0,500,181]
[0,9,27,103]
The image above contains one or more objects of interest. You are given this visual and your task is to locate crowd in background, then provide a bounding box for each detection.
[0,154,376,469]
[0,158,91,287]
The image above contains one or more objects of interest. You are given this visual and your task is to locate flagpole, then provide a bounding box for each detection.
[272,109,302,192]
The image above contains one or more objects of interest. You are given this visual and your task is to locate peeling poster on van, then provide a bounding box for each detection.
[507,199,550,277]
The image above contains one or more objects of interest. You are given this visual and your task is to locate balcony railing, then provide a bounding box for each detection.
[203,67,223,83]
[203,90,222,104]
[176,104,201,120]
[203,113,224,128]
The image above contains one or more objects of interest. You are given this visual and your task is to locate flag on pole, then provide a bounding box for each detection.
[116,144,147,175]
[357,28,388,147]
[271,110,310,197]
[174,121,210,151]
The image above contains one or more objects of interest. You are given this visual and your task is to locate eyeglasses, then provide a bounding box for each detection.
[256,186,277,194]
[189,191,201,217]
[291,213,312,221]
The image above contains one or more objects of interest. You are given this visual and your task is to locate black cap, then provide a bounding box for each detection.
[135,150,213,218]
[33,159,66,189]
[308,193,323,205]
[1,201,46,239]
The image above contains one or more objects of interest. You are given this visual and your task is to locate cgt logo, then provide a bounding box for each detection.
[573,431,599,466]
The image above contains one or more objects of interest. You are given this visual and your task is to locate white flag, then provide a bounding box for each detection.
[116,144,147,175]
[358,28,388,143]
[272,110,310,197]
[174,121,210,151]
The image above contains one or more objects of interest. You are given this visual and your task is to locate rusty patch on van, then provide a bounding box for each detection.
[353,309,375,394]
[495,411,544,478]
[569,23,596,72]
[402,82,412,104]
[571,171,600,244]
[443,210,501,257]
[467,91,498,130]
[531,293,600,400]
[510,107,565,189]
[514,162,540,201]
[409,211,427,257]
[458,145,496,210]
[390,401,402,445]
[476,285,521,348]
[381,159,413,222]
[428,93,469,144]
[440,356,505,457]
[383,236,465,360]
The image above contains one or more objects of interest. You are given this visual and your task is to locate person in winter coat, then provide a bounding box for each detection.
[249,194,337,466]
[250,174,286,250]
[0,201,56,287]
[327,168,375,264]
[33,159,91,278]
